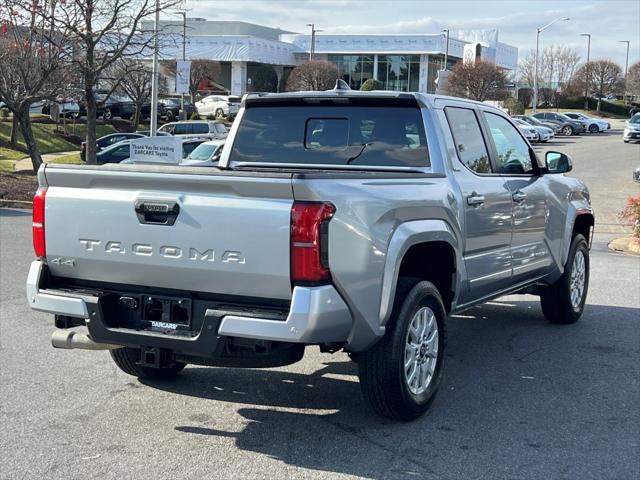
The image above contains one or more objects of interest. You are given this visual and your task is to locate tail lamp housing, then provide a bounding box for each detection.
[32,187,47,258]
[290,202,335,284]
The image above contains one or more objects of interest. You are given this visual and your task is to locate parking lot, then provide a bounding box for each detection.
[1,121,639,480]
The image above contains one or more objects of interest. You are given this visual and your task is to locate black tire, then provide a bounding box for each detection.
[166,110,175,122]
[358,281,447,421]
[540,234,589,324]
[562,125,574,136]
[103,109,112,120]
[110,347,186,380]
[215,108,224,119]
[588,124,599,133]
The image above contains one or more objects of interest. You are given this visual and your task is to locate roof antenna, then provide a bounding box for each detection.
[333,79,351,91]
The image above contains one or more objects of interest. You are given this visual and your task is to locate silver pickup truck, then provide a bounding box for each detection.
[27,88,594,420]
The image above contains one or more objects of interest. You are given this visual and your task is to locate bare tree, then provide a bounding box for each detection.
[518,46,581,107]
[105,60,152,130]
[445,60,508,101]
[45,0,180,164]
[189,59,222,102]
[286,61,341,91]
[626,61,640,98]
[0,0,71,172]
[574,60,622,112]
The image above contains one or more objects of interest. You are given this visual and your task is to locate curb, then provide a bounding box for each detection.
[608,237,640,256]
[0,199,32,209]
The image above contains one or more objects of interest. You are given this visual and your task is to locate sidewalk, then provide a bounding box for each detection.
[13,151,78,172]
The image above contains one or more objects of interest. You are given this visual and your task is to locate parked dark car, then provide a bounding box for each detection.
[80,132,144,161]
[513,115,562,134]
[159,97,196,121]
[78,93,136,120]
[532,112,585,136]
[95,140,134,164]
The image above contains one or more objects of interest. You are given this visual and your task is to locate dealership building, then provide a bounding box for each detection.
[151,19,518,95]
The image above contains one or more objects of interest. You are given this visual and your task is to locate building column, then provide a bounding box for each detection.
[373,54,379,81]
[231,61,247,96]
[272,65,284,92]
[419,54,429,93]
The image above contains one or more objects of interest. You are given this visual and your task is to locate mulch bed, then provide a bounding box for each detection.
[0,172,38,207]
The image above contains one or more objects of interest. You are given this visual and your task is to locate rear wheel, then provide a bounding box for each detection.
[215,108,224,119]
[165,110,175,122]
[103,109,112,120]
[540,234,589,324]
[562,125,574,136]
[358,281,446,421]
[110,347,186,380]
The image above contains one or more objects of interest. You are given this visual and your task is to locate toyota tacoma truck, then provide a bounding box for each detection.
[27,86,594,421]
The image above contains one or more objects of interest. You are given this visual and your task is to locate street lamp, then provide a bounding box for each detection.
[149,0,160,135]
[307,24,322,61]
[620,40,630,101]
[442,29,450,70]
[533,17,570,113]
[580,33,591,110]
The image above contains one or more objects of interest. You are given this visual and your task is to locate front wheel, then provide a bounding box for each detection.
[215,108,225,119]
[588,124,599,133]
[103,109,112,120]
[540,234,589,324]
[562,125,574,136]
[357,281,446,421]
[110,347,186,380]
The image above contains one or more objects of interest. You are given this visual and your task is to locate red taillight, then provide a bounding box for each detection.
[32,187,47,258]
[291,202,335,283]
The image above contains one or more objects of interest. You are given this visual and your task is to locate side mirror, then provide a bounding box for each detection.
[545,151,573,174]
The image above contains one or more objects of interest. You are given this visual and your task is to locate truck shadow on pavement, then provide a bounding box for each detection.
[145,299,639,479]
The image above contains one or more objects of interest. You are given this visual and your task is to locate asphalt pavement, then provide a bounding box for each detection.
[1,123,639,480]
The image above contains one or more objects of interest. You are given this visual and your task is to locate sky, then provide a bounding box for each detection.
[179,0,640,70]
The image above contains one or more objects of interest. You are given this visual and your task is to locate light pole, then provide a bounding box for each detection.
[620,40,630,76]
[178,11,187,120]
[442,29,450,70]
[580,33,591,110]
[533,17,570,113]
[306,24,322,61]
[149,0,160,136]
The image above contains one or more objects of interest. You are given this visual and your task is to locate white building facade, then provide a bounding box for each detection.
[152,19,518,96]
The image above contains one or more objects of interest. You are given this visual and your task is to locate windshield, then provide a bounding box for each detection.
[186,143,219,161]
[630,113,640,124]
[229,101,429,168]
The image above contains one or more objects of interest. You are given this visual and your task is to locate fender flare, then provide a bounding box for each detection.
[378,219,463,325]
[560,203,594,267]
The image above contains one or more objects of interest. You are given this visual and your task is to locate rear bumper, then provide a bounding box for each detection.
[26,261,353,354]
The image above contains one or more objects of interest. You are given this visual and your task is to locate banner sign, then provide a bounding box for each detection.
[176,60,191,94]
[130,136,182,164]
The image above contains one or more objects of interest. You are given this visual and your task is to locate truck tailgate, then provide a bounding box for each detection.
[42,165,294,300]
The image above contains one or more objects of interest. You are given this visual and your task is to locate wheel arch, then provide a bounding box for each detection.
[379,220,462,325]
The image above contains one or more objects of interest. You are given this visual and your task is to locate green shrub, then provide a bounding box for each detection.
[503,97,525,115]
[559,96,640,116]
[0,108,9,120]
[190,112,201,120]
[360,79,383,91]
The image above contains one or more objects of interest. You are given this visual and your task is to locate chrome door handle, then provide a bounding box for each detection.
[512,191,527,203]
[467,194,485,206]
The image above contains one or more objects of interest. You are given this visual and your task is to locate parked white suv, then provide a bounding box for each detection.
[157,121,228,139]
[195,95,241,118]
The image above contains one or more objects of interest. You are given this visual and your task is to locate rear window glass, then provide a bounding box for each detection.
[229,104,429,167]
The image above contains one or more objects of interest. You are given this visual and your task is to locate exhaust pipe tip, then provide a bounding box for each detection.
[51,329,121,350]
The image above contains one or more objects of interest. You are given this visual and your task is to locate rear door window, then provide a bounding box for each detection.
[173,123,191,135]
[445,107,492,174]
[229,102,429,167]
[192,123,209,134]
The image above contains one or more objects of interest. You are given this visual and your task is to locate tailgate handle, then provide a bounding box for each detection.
[134,201,180,226]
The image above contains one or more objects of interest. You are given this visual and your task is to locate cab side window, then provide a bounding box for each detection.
[445,107,492,174]
[483,112,534,175]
